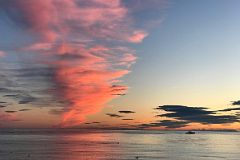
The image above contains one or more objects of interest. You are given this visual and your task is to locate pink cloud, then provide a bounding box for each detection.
[1,0,163,127]
[128,30,149,43]
[3,0,144,43]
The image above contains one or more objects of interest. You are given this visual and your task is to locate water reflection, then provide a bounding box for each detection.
[57,132,121,160]
[0,129,240,160]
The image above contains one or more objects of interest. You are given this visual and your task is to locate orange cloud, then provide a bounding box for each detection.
[1,0,150,127]
[52,44,131,127]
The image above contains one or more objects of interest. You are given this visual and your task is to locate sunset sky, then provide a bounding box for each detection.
[0,0,240,130]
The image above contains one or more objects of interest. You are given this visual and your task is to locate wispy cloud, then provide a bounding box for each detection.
[0,101,7,104]
[118,110,135,114]
[0,0,166,127]
[0,64,62,108]
[122,118,134,120]
[19,109,31,112]
[5,110,17,113]
[218,107,240,112]
[84,121,101,125]
[106,113,123,118]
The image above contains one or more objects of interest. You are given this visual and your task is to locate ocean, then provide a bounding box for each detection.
[0,129,239,160]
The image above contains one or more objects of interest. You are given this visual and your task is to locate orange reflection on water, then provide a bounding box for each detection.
[55,131,121,160]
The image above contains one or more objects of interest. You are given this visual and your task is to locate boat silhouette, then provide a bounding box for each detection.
[185,131,195,134]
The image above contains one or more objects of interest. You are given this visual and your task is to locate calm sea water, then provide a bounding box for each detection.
[0,129,239,160]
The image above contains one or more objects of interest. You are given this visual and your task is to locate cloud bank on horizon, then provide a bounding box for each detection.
[141,104,240,129]
[0,0,166,127]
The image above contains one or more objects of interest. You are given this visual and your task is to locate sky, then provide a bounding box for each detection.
[0,0,240,130]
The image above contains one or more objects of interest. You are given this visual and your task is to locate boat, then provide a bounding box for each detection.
[185,131,195,134]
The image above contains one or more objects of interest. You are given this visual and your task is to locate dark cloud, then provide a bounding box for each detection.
[0,88,13,93]
[0,101,7,103]
[218,107,240,112]
[1,88,64,108]
[84,122,101,125]
[139,104,240,129]
[0,105,7,108]
[15,67,54,79]
[141,120,189,129]
[231,100,240,106]
[155,105,215,116]
[3,93,37,104]
[18,96,37,104]
[3,94,20,97]
[5,110,17,113]
[159,120,189,128]
[122,118,134,120]
[111,85,126,88]
[111,94,126,96]
[118,110,135,114]
[155,105,239,125]
[0,66,54,87]
[106,113,123,118]
[19,109,31,112]
[110,85,127,94]
[92,121,101,124]
[0,64,65,109]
